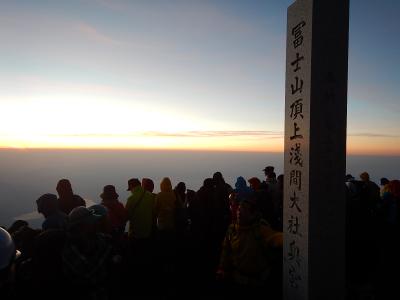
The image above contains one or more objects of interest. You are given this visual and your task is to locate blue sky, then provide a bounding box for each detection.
[0,0,399,154]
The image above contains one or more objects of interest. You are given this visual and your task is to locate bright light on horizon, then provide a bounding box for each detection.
[0,1,399,155]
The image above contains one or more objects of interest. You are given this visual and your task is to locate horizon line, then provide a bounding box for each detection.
[0,146,398,157]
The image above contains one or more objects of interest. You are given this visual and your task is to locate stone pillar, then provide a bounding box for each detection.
[283,1,349,300]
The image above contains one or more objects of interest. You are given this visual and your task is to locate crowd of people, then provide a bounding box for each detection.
[0,166,399,299]
[345,173,400,299]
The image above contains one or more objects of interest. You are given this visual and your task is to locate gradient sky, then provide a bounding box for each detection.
[0,0,399,154]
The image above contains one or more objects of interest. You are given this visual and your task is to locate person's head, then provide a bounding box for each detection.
[203,178,214,189]
[36,193,59,217]
[360,172,370,182]
[248,177,261,191]
[235,176,247,190]
[160,177,173,192]
[267,172,277,180]
[100,185,119,202]
[67,206,103,236]
[238,198,259,226]
[213,172,225,185]
[345,174,355,182]
[263,166,274,177]
[142,178,155,193]
[56,179,73,197]
[380,177,389,186]
[10,226,39,260]
[175,182,186,194]
[126,178,141,192]
[0,227,20,284]
[7,220,28,235]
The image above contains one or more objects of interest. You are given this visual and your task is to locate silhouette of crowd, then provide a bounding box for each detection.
[345,173,400,299]
[1,167,399,299]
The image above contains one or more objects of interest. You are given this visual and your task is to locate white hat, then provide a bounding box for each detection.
[0,227,18,270]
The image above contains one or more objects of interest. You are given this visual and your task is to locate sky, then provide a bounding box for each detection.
[0,0,399,154]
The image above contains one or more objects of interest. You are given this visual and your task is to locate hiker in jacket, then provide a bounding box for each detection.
[217,197,283,295]
[125,178,155,240]
[154,177,177,233]
[100,185,127,238]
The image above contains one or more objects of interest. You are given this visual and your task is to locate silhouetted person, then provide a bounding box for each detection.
[30,229,67,300]
[376,180,400,300]
[174,182,186,203]
[262,166,276,184]
[56,179,85,215]
[359,172,380,220]
[234,177,253,203]
[125,178,156,293]
[174,182,188,236]
[36,194,68,230]
[125,178,155,240]
[100,185,127,238]
[248,177,274,228]
[380,177,390,198]
[155,177,177,234]
[217,197,282,298]
[141,178,155,194]
[195,178,220,289]
[62,206,113,299]
[7,220,28,235]
[36,193,68,231]
[213,172,232,239]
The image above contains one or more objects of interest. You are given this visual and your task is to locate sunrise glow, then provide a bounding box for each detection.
[0,1,399,155]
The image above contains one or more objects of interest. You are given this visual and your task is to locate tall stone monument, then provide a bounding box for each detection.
[283,0,349,299]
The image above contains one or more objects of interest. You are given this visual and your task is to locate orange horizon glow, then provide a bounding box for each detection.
[0,133,399,156]
[0,133,284,153]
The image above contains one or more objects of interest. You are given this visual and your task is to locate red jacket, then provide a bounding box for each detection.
[102,200,128,231]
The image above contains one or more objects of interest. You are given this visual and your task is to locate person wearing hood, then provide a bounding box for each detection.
[154,178,179,280]
[36,193,68,231]
[213,172,232,236]
[174,182,188,236]
[56,179,86,215]
[100,185,127,237]
[234,177,253,203]
[380,177,390,199]
[142,178,155,195]
[155,177,177,233]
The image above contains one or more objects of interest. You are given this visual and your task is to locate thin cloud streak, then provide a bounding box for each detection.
[44,131,400,139]
[46,131,284,138]
[76,22,122,45]
[144,131,283,138]
[348,133,400,138]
